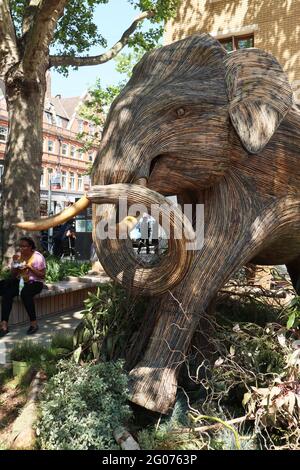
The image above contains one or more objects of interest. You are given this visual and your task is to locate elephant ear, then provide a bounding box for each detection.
[224,49,293,154]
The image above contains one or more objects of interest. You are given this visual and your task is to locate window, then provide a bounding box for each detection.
[61,171,67,189]
[47,168,53,187]
[219,34,254,52]
[69,172,75,190]
[61,143,68,156]
[56,115,62,127]
[78,120,84,132]
[0,165,4,182]
[40,168,45,187]
[78,174,83,191]
[70,146,76,157]
[83,175,91,190]
[88,153,93,162]
[88,123,95,135]
[77,149,84,160]
[45,112,53,124]
[0,126,8,142]
[48,140,54,153]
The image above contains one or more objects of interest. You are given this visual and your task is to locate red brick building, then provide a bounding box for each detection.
[0,75,99,216]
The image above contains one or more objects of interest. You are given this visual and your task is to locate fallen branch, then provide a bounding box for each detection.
[220,286,287,299]
[170,415,254,435]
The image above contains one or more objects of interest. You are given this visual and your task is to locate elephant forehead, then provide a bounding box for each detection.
[129,34,226,87]
[115,77,228,116]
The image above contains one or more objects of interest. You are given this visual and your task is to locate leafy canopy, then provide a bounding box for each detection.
[9,0,180,56]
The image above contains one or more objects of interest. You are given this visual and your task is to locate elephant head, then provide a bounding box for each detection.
[17,33,300,412]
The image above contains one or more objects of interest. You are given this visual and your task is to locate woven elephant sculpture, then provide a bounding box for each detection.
[18,34,300,413]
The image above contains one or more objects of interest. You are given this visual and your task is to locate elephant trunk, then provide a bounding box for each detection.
[90,183,195,295]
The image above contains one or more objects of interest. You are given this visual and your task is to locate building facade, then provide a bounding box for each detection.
[0,76,99,216]
[165,0,300,101]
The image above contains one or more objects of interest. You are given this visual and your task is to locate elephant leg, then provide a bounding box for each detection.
[286,256,300,295]
[128,175,292,413]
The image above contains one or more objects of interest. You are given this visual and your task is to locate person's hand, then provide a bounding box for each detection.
[19,263,29,271]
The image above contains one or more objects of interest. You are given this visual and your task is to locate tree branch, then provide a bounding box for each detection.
[49,10,155,68]
[22,0,68,72]
[0,0,19,79]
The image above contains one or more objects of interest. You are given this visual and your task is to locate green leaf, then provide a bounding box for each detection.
[91,342,100,360]
[287,311,296,329]
[73,346,82,363]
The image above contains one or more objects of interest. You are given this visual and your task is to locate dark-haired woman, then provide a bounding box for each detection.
[0,237,46,337]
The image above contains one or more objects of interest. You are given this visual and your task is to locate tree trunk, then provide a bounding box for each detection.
[2,72,46,263]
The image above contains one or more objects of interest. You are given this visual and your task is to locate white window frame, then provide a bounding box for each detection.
[45,112,53,124]
[69,172,75,190]
[78,120,84,132]
[78,174,83,191]
[48,140,54,153]
[47,168,53,187]
[77,148,84,160]
[0,126,8,142]
[61,143,68,156]
[88,123,95,135]
[70,145,76,157]
[56,115,62,127]
[40,168,45,187]
[61,171,67,189]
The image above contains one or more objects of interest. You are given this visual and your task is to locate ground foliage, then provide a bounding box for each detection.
[36,360,131,450]
[30,268,300,450]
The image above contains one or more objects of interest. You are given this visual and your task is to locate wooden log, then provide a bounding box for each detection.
[9,371,45,450]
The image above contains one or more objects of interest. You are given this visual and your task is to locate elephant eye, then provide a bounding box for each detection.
[176,107,185,118]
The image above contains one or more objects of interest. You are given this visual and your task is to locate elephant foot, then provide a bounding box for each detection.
[129,365,177,414]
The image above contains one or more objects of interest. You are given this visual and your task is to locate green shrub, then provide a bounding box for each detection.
[73,282,148,363]
[45,256,91,283]
[50,332,73,351]
[10,340,70,378]
[37,360,131,450]
[0,267,13,280]
[10,340,52,364]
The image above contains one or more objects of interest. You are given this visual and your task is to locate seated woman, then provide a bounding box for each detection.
[0,237,46,337]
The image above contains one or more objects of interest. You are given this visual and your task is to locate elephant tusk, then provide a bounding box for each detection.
[15,183,143,233]
[15,195,91,231]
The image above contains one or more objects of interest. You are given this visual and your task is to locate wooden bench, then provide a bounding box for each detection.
[8,275,108,326]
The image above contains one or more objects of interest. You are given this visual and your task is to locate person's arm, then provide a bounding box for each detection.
[10,254,22,278]
[25,265,46,278]
[23,253,46,279]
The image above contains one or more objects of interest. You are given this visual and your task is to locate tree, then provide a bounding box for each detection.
[0,0,180,262]
[78,49,144,152]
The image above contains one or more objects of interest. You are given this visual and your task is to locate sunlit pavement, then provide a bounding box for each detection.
[0,309,83,365]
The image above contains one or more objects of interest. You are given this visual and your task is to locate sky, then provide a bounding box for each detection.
[51,0,149,98]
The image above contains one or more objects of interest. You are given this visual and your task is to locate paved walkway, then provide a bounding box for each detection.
[0,308,83,365]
